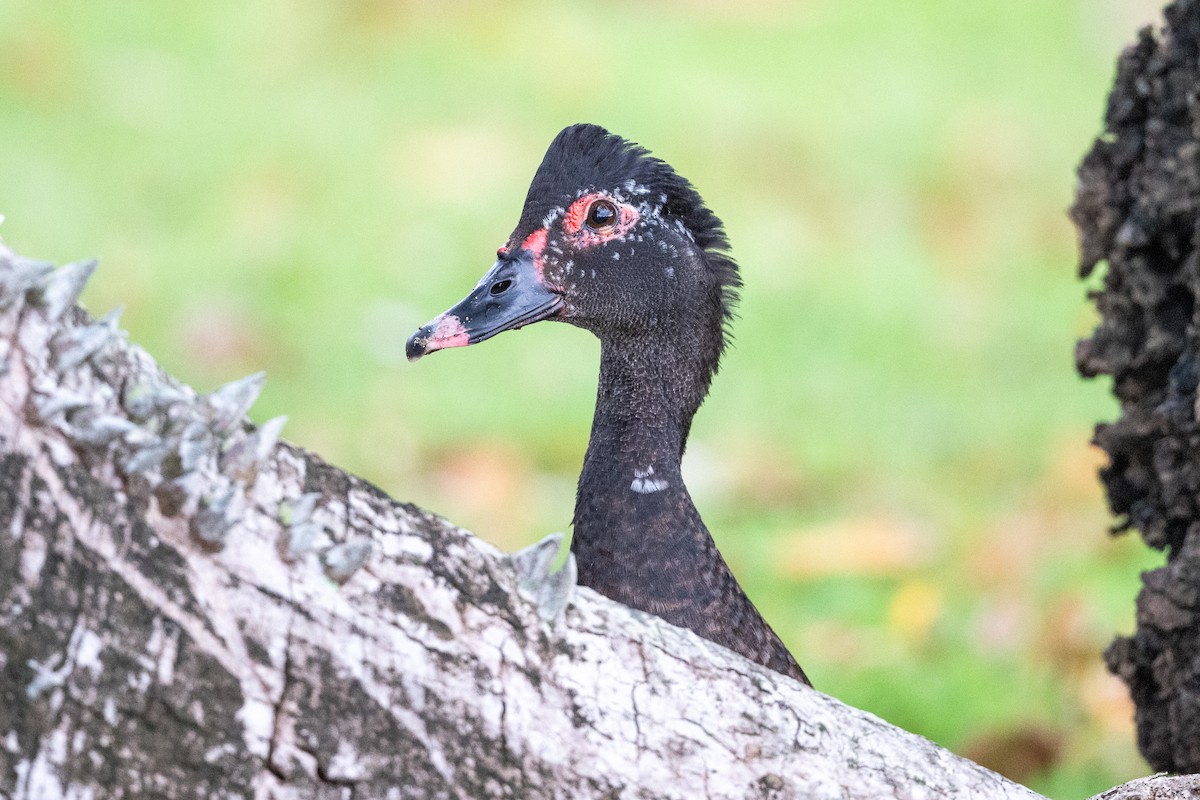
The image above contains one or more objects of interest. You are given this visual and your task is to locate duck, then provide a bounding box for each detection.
[407,124,809,685]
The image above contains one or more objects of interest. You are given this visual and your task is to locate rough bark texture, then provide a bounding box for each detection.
[1072,0,1200,775]
[1090,774,1200,800]
[0,240,1062,799]
[1,237,1195,796]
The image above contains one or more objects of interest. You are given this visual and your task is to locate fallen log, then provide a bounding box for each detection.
[1,232,1194,797]
[0,239,1056,798]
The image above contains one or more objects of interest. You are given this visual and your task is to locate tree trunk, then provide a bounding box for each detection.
[1073,0,1200,775]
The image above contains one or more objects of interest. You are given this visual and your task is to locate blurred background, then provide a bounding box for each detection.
[0,0,1172,793]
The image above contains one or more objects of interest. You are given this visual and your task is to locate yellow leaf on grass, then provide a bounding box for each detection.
[888,580,943,643]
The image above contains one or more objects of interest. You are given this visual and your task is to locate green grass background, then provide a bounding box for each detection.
[0,0,1171,794]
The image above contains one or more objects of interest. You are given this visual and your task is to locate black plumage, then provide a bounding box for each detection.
[408,124,809,685]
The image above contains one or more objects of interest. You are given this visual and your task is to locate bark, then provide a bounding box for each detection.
[1072,0,1200,775]
[1089,774,1200,800]
[0,241,1048,800]
[0,248,1192,795]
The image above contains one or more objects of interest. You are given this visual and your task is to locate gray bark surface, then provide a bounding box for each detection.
[1089,774,1200,799]
[0,240,1189,799]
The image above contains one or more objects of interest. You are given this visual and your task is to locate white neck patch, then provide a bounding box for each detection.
[631,465,669,494]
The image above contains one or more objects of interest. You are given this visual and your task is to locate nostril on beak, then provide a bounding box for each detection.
[490,279,512,296]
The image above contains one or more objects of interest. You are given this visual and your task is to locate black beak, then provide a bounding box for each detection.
[406,249,563,361]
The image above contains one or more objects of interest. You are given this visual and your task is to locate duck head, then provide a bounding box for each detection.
[406,123,741,381]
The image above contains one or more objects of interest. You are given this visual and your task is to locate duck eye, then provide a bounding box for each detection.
[585,199,617,230]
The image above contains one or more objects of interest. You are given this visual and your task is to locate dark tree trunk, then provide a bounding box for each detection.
[1073,0,1200,776]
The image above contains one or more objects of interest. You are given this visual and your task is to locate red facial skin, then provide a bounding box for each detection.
[562,193,639,246]
[521,228,548,253]
[492,194,638,302]
[521,228,549,280]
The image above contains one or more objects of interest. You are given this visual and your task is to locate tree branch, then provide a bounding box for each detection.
[0,241,1056,799]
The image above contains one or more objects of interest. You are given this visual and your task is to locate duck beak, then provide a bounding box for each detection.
[406,249,563,361]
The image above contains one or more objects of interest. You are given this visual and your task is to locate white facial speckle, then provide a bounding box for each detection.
[665,266,675,278]
[631,465,669,494]
[674,219,696,242]
[612,252,620,261]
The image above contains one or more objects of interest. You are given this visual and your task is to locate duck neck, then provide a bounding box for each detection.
[578,336,707,504]
[566,323,809,685]
[570,332,718,587]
